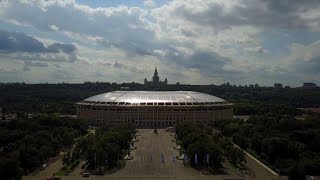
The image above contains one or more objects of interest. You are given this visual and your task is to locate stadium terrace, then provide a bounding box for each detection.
[76,91,233,127]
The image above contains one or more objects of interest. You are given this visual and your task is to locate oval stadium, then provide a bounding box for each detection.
[76,91,233,127]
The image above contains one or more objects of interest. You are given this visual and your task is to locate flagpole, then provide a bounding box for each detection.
[173,152,176,179]
[95,153,97,170]
[118,153,120,180]
[174,159,176,180]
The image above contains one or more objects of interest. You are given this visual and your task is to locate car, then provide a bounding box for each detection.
[82,172,90,177]
[41,164,47,170]
[46,177,53,180]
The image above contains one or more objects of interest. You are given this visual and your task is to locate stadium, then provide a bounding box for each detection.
[76,91,233,127]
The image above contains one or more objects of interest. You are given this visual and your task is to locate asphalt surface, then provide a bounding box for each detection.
[23,129,282,180]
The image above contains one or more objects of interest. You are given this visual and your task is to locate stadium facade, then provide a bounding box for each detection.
[76,91,233,127]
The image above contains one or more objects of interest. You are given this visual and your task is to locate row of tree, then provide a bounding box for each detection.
[62,124,136,174]
[175,123,245,172]
[0,115,88,179]
[215,116,320,180]
[1,83,319,115]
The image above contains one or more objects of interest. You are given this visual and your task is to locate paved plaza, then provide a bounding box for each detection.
[24,129,280,180]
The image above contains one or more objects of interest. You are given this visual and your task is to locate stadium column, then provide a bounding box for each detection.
[207,107,209,124]
[154,108,156,128]
[193,108,195,124]
[137,105,142,127]
[170,108,172,126]
[108,108,110,124]
[157,108,159,128]
[114,107,117,125]
[186,108,189,123]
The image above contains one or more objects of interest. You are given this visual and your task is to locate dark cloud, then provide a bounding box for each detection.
[47,43,76,53]
[22,61,48,72]
[167,0,320,31]
[184,52,230,73]
[112,61,143,73]
[0,30,46,52]
[156,48,236,81]
[24,61,49,67]
[0,29,76,54]
[293,56,320,74]
[262,0,320,12]
[98,61,143,74]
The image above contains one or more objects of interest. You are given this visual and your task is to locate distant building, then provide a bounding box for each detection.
[3,114,17,121]
[284,86,290,89]
[120,87,130,90]
[274,83,283,88]
[303,82,317,89]
[144,67,167,87]
[300,108,320,118]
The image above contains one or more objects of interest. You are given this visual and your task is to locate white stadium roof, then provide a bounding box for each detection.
[79,91,227,106]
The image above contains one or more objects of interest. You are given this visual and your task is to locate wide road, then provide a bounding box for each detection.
[23,129,282,180]
[103,129,240,180]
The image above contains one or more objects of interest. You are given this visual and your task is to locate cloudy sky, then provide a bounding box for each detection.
[0,0,320,86]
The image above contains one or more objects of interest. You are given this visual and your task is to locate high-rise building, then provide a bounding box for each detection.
[144,67,167,87]
[274,83,283,88]
[303,82,317,89]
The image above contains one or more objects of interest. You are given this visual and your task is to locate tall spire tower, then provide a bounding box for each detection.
[153,66,159,85]
[144,67,167,87]
[154,66,158,77]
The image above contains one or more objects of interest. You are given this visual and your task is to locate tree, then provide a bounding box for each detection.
[0,157,23,180]
[229,147,246,167]
[232,133,248,149]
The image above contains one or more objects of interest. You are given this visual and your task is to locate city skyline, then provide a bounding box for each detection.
[0,0,320,86]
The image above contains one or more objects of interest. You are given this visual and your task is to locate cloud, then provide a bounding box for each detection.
[152,0,320,32]
[0,29,46,53]
[22,61,48,72]
[0,29,76,54]
[245,46,267,54]
[49,24,59,31]
[24,61,49,67]
[0,29,78,63]
[0,0,319,86]
[284,40,320,76]
[98,61,144,73]
[47,43,76,53]
[142,0,156,8]
[0,0,153,55]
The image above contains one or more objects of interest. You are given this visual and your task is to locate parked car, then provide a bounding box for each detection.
[41,164,47,170]
[83,172,90,177]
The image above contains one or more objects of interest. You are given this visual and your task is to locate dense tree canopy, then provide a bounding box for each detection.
[216,116,320,179]
[0,115,88,179]
[0,82,319,179]
[0,83,319,116]
[176,123,245,171]
[66,124,136,173]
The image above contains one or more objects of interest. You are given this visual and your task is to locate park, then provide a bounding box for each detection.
[24,126,279,180]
